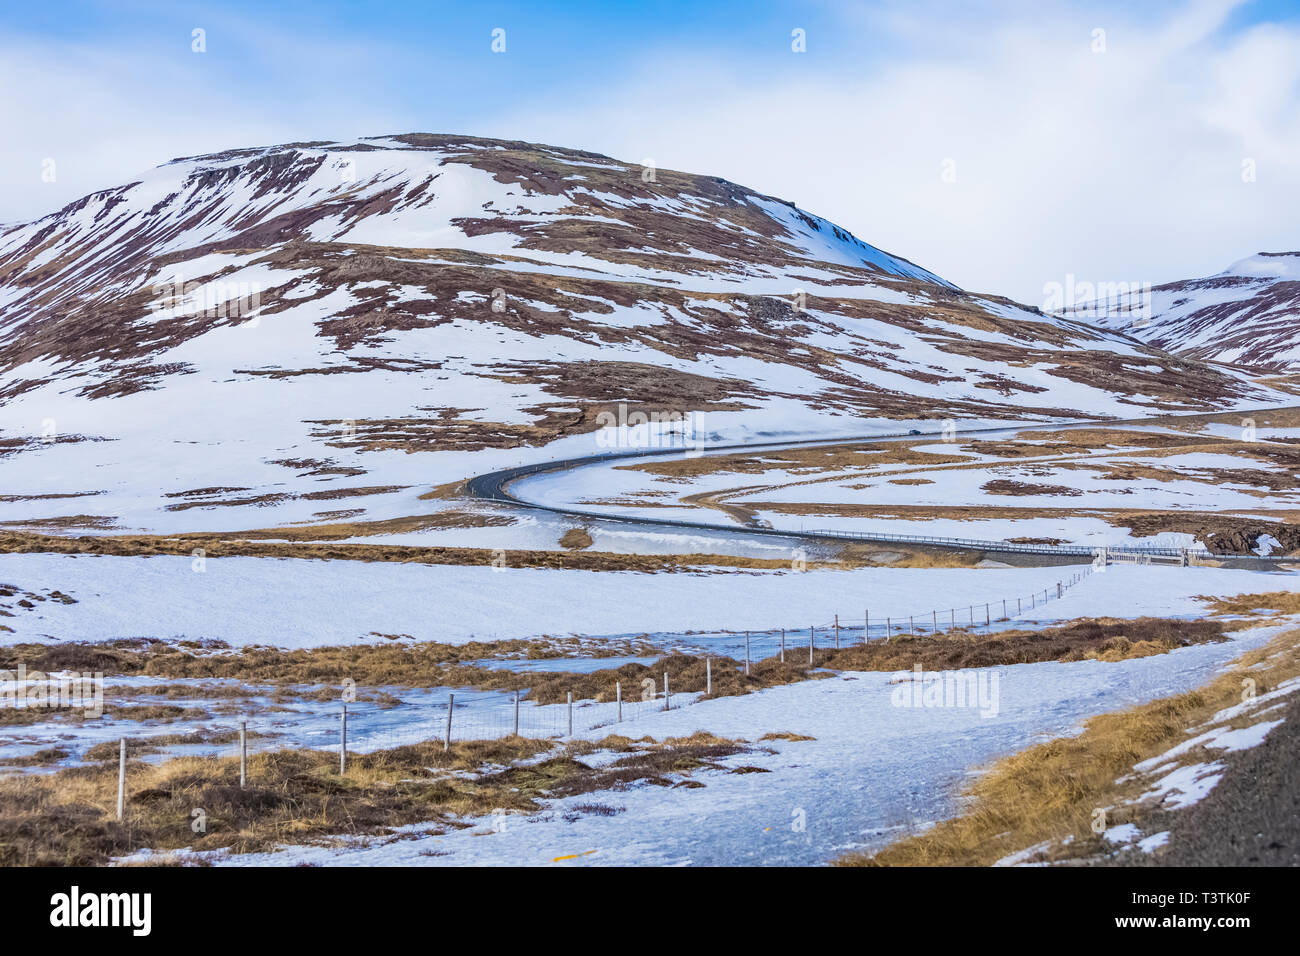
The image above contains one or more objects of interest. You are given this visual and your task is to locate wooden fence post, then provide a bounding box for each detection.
[444,693,454,751]
[340,704,347,775]
[616,681,622,722]
[663,672,670,711]
[116,738,126,821]
[745,632,751,675]
[781,628,786,662]
[834,615,840,649]
[240,720,247,789]
[513,690,520,737]
[706,657,712,695]
[809,626,815,664]
[567,691,574,735]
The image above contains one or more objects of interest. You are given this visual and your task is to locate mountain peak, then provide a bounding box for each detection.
[1221,251,1300,281]
[1094,251,1300,371]
[0,133,1277,534]
[6,133,955,311]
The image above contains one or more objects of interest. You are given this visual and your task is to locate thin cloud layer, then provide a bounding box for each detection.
[2,0,1296,302]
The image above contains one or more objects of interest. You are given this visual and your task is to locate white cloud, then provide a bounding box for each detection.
[0,27,409,226]
[488,0,1300,302]
[2,0,1296,304]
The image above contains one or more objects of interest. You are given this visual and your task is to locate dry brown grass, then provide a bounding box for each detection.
[82,729,257,761]
[0,732,757,865]
[1253,376,1300,398]
[505,653,826,704]
[179,648,822,704]
[558,527,594,550]
[747,501,1058,521]
[0,638,821,705]
[0,526,991,572]
[1198,590,1300,620]
[2,614,1219,714]
[617,440,968,480]
[818,617,1227,672]
[1013,427,1217,450]
[0,515,118,531]
[0,747,69,767]
[247,510,515,540]
[0,636,653,682]
[836,626,1300,867]
[417,479,472,501]
[0,529,873,573]
[981,479,1082,497]
[867,548,984,569]
[479,730,757,798]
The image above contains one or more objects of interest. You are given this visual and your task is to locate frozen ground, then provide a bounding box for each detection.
[0,677,680,770]
[326,504,821,559]
[503,422,1300,550]
[1,554,1289,649]
[3,548,1293,868]
[148,620,1289,867]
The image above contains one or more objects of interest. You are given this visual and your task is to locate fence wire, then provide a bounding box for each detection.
[92,564,1110,810]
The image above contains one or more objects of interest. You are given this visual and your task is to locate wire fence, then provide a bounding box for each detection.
[686,561,1102,663]
[92,562,1107,819]
[101,679,703,820]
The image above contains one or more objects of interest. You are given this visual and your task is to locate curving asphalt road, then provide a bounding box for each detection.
[464,407,1294,564]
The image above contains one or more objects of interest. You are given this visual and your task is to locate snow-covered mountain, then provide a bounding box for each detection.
[0,134,1279,534]
[1092,253,1300,371]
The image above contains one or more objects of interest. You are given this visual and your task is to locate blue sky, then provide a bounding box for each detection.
[2,0,1299,301]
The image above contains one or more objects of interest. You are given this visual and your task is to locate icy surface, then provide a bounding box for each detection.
[190,624,1278,866]
[0,555,1282,649]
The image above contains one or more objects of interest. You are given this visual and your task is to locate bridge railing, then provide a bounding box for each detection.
[805,528,1238,559]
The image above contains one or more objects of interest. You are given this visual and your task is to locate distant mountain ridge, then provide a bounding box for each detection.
[1092,252,1300,371]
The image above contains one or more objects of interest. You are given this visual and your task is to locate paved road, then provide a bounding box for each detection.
[464,406,1295,564]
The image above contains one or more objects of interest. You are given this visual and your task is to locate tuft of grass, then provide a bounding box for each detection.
[0,747,70,767]
[819,617,1227,672]
[0,731,757,866]
[0,635,655,683]
[0,529,909,573]
[559,527,594,550]
[0,736,551,866]
[1199,590,1300,620]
